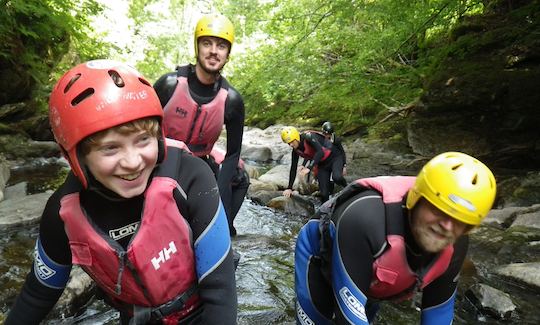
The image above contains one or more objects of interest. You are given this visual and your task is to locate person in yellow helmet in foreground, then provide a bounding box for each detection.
[154,14,246,237]
[294,152,496,325]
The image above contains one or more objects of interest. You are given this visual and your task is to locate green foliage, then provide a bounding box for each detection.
[125,0,194,81]
[0,0,110,93]
[222,0,487,132]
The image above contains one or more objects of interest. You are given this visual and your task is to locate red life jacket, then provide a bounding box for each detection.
[355,177,454,300]
[209,146,245,169]
[295,131,331,161]
[162,73,228,157]
[59,141,199,316]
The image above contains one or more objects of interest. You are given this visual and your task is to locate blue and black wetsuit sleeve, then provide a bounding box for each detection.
[5,183,73,325]
[331,191,386,324]
[178,152,237,324]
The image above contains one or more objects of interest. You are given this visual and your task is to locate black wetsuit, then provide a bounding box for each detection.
[289,132,347,202]
[154,64,245,235]
[325,133,347,195]
[295,185,467,324]
[5,146,237,325]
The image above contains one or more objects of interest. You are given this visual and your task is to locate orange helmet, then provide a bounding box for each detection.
[49,59,165,188]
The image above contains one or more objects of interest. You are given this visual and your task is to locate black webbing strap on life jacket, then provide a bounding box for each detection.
[317,198,335,283]
[317,181,375,282]
[129,284,199,325]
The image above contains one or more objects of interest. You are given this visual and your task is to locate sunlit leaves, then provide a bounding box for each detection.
[0,0,109,103]
[222,0,486,129]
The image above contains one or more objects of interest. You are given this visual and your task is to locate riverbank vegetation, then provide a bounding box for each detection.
[1,0,538,142]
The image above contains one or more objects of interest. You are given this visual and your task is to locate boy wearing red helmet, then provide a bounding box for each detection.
[5,60,237,324]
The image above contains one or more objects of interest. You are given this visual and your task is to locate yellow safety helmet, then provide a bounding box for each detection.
[281,126,300,144]
[194,14,234,57]
[406,152,497,226]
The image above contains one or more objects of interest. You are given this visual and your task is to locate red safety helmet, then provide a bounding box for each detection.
[49,59,165,188]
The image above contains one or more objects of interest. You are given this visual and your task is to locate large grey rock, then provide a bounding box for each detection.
[483,207,524,228]
[258,165,291,189]
[0,135,60,160]
[249,190,283,206]
[509,210,540,230]
[0,191,51,230]
[0,157,10,203]
[241,145,273,163]
[465,283,516,320]
[241,126,291,162]
[495,262,540,291]
[248,178,279,193]
[258,164,319,196]
[267,196,315,217]
[3,182,27,200]
[51,267,96,319]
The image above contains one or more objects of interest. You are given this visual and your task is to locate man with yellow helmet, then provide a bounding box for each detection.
[281,126,348,203]
[294,152,497,324]
[154,14,246,236]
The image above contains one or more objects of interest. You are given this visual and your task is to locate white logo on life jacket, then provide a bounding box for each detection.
[109,222,139,240]
[34,249,56,280]
[151,241,177,270]
[296,301,315,325]
[339,287,367,322]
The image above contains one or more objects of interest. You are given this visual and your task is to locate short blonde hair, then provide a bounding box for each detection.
[79,118,160,156]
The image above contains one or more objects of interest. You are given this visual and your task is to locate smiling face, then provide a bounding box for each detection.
[196,36,230,78]
[410,198,469,253]
[82,124,159,198]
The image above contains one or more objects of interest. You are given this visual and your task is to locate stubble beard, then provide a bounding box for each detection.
[197,55,225,76]
[411,219,455,253]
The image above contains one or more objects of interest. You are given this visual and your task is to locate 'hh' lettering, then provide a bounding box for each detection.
[151,241,177,270]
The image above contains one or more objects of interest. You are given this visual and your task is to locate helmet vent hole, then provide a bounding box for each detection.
[451,163,463,170]
[138,77,151,87]
[71,88,95,107]
[64,74,81,93]
[108,70,125,87]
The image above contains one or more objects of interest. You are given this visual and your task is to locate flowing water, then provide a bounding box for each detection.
[1,161,539,324]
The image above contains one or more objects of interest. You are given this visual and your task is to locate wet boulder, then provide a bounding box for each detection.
[48,267,96,321]
[267,196,315,217]
[0,189,51,230]
[465,283,516,320]
[495,262,540,291]
[249,190,283,206]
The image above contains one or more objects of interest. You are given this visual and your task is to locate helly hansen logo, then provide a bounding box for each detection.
[151,241,177,270]
[176,107,187,117]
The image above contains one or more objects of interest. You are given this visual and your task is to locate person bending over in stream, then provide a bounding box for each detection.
[295,152,497,325]
[5,60,237,325]
[281,126,347,203]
